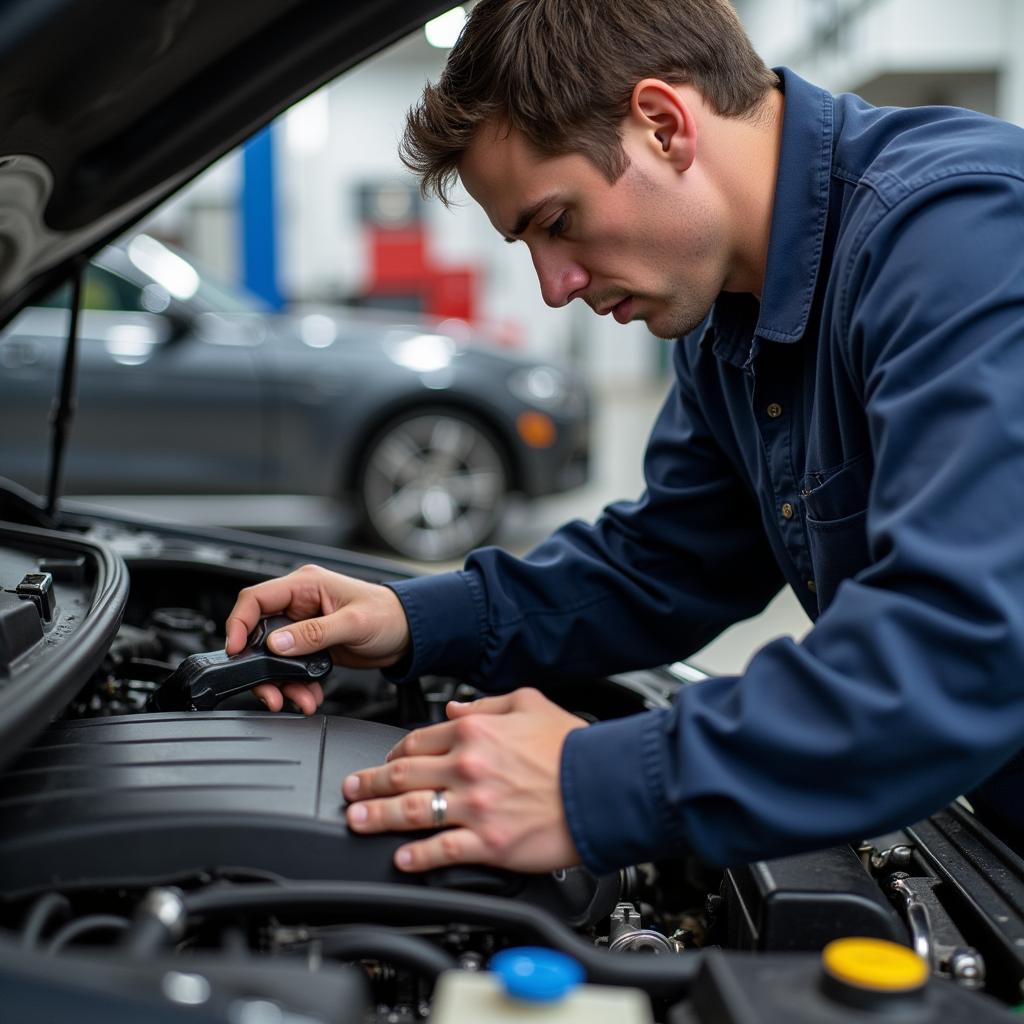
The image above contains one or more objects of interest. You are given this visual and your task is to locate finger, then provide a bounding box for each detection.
[224,575,310,655]
[251,681,322,713]
[343,754,454,801]
[225,596,262,656]
[347,788,460,833]
[383,719,460,763]
[394,829,489,872]
[252,682,283,712]
[445,693,517,719]
[281,682,320,716]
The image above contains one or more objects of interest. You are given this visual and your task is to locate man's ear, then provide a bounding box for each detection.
[629,78,696,172]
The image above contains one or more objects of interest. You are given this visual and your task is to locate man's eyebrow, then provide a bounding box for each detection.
[502,196,558,242]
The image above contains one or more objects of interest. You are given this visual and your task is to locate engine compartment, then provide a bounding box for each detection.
[0,516,1022,1022]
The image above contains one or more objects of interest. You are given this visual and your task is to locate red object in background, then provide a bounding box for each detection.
[429,271,474,321]
[367,223,477,322]
[368,227,423,286]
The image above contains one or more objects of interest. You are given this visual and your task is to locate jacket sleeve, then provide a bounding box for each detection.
[562,172,1024,873]
[386,337,785,689]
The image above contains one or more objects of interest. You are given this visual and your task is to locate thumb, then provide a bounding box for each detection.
[268,614,337,656]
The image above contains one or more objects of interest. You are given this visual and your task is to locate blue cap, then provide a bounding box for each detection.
[490,947,585,1002]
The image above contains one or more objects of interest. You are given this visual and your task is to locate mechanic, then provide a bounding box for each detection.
[225,0,1024,875]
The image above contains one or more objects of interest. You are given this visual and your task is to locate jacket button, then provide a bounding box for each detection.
[767,402,783,418]
[807,580,817,593]
[781,502,795,520]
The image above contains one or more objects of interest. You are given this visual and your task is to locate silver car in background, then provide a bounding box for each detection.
[0,234,590,561]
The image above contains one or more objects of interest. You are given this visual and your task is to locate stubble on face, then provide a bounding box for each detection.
[460,122,728,341]
[618,161,724,340]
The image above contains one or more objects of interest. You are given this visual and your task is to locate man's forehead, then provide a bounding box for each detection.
[460,124,578,238]
[461,122,532,190]
[459,124,536,232]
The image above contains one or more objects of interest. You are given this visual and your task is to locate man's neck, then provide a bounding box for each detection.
[711,87,786,299]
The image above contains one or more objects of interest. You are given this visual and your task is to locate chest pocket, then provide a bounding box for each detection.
[800,452,873,612]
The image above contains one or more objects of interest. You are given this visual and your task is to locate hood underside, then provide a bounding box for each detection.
[0,0,448,328]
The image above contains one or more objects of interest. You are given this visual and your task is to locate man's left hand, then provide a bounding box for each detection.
[342,687,588,873]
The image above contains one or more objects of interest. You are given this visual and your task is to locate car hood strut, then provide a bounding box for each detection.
[45,260,85,522]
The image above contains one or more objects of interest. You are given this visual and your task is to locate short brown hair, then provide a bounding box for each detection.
[401,0,777,205]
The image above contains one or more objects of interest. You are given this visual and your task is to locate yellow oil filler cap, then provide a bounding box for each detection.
[823,937,928,991]
[821,937,928,1010]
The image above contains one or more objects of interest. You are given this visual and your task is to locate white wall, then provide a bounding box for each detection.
[999,0,1024,125]
[740,0,1022,123]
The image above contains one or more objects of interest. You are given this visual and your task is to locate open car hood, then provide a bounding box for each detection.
[0,0,448,329]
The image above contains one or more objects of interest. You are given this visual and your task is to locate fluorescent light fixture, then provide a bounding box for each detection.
[425,6,466,49]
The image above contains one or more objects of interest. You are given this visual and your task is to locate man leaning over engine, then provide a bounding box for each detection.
[226,0,1024,875]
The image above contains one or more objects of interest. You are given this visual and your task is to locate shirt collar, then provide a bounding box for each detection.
[704,67,839,356]
[745,67,835,345]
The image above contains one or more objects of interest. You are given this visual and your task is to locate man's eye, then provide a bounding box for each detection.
[546,212,568,239]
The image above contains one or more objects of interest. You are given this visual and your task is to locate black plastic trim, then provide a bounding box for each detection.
[0,522,128,769]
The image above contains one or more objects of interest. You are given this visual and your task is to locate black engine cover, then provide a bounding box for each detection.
[0,712,422,896]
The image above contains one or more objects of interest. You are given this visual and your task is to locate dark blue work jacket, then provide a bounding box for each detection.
[388,68,1024,872]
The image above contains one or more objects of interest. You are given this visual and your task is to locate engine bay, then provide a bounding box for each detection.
[0,514,1022,1022]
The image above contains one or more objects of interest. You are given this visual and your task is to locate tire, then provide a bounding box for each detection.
[357,409,509,561]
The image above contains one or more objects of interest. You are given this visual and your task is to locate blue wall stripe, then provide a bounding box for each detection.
[241,125,284,310]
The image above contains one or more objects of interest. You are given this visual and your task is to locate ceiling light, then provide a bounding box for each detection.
[425,7,466,49]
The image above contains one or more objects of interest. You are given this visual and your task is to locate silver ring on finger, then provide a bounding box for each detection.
[431,789,448,828]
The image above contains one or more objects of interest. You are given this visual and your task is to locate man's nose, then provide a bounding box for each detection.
[531,249,589,308]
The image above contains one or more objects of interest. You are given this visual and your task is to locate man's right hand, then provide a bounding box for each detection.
[225,564,411,713]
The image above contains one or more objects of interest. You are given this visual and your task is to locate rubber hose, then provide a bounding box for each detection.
[318,925,457,980]
[46,914,131,955]
[21,892,71,950]
[183,882,699,1000]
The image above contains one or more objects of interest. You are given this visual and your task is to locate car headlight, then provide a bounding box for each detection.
[507,366,568,408]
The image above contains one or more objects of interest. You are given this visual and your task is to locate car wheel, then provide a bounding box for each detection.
[358,410,509,562]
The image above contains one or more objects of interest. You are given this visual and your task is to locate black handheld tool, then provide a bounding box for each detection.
[147,615,332,712]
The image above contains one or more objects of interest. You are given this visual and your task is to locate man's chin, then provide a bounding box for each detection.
[645,302,715,340]
[646,320,683,341]
[646,314,699,341]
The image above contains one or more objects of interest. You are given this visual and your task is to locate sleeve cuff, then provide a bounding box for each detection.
[561,709,686,874]
[382,571,485,683]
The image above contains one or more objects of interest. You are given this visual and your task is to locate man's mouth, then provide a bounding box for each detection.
[611,296,634,324]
